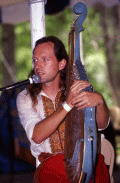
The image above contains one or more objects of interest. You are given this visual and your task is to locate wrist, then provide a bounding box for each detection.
[62,101,72,112]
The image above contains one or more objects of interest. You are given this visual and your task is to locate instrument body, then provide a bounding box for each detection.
[64,2,97,183]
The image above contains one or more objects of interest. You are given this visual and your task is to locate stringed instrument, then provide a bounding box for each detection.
[64,2,97,183]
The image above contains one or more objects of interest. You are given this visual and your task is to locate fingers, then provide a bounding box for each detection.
[66,80,91,109]
[70,80,90,94]
[71,91,103,110]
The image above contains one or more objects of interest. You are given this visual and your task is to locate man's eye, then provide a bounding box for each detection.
[33,58,37,63]
[44,58,48,61]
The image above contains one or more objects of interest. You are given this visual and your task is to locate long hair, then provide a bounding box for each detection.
[27,36,69,107]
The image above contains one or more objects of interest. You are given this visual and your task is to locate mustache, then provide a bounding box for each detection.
[35,68,44,74]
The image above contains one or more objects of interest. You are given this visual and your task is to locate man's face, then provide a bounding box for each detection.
[33,42,61,85]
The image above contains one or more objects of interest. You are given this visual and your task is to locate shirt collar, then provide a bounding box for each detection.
[40,89,62,99]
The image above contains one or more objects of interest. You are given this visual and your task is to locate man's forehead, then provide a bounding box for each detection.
[36,42,54,50]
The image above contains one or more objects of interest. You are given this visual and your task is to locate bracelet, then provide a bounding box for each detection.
[62,101,72,112]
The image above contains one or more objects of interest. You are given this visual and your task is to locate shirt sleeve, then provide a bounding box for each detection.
[16,90,42,144]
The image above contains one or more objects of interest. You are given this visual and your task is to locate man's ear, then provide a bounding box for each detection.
[59,59,66,70]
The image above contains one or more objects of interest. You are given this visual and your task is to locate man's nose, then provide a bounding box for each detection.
[35,63,45,74]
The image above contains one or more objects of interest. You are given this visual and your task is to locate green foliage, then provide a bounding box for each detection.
[83,7,104,56]
[45,7,74,50]
[84,51,114,106]
[15,21,32,80]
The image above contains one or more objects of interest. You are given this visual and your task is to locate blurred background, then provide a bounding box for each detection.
[0,0,120,182]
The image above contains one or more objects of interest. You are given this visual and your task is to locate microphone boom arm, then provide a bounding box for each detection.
[0,74,40,91]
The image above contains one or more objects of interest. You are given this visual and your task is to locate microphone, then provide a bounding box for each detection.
[0,74,41,91]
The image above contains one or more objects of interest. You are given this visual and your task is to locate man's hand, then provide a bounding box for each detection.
[65,80,109,130]
[66,80,90,109]
[71,91,103,110]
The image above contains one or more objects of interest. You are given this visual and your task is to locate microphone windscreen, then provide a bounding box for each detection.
[32,74,41,83]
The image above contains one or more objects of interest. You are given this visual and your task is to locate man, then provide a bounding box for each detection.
[17,36,109,182]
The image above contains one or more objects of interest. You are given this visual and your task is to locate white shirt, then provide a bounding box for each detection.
[16,89,52,162]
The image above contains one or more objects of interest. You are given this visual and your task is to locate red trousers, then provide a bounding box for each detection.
[34,153,110,183]
[34,153,70,183]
